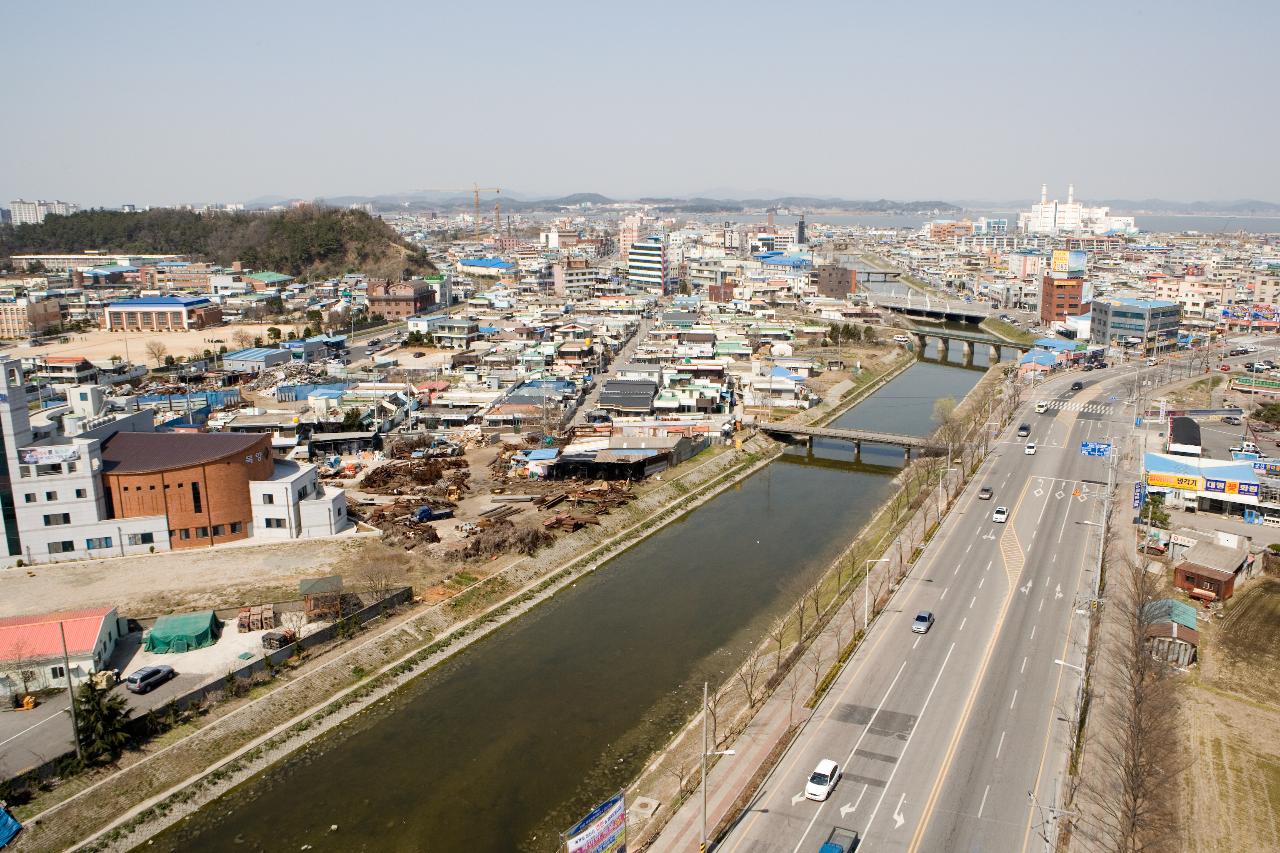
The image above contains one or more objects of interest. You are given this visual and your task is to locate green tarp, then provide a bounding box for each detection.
[144,611,221,654]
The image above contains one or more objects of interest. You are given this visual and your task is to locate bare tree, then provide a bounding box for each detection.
[232,329,254,349]
[352,548,409,602]
[766,615,789,673]
[706,685,728,748]
[804,644,826,696]
[806,583,824,627]
[737,648,768,709]
[794,598,807,642]
[1086,554,1184,853]
[7,637,39,697]
[144,340,168,367]
[783,665,805,727]
[664,754,693,798]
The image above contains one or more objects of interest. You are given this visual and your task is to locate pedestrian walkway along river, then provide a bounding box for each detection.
[144,353,985,853]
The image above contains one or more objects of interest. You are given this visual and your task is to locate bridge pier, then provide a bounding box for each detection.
[990,343,1002,363]
[914,333,928,358]
[962,340,974,367]
[936,337,950,362]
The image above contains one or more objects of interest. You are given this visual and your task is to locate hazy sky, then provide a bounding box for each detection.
[3,0,1275,207]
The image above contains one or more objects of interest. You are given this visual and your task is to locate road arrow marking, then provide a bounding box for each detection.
[840,802,855,818]
[1055,490,1065,499]
[893,793,906,829]
[1021,578,1034,595]
[1055,583,1064,600]
[1034,488,1044,497]
[792,792,806,806]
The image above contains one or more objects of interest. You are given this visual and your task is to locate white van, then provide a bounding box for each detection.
[1035,401,1049,413]
[892,334,911,345]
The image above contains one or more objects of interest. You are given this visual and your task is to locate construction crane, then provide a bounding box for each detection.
[418,184,501,239]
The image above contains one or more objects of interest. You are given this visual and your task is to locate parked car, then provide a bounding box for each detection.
[412,351,426,358]
[806,759,842,801]
[1025,442,1037,455]
[911,610,935,634]
[992,506,1009,523]
[124,665,176,694]
[978,486,994,500]
[1082,363,1094,371]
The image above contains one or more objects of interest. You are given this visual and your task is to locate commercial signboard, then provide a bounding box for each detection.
[18,446,81,465]
[565,793,626,853]
[1147,472,1203,491]
[1051,249,1086,275]
[1204,479,1260,497]
[1252,460,1280,477]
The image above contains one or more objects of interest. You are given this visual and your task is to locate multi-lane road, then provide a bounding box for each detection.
[718,365,1143,853]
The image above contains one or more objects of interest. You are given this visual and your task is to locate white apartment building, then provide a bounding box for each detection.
[626,236,668,292]
[8,200,79,226]
[1018,184,1136,236]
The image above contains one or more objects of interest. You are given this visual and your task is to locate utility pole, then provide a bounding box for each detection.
[701,681,708,853]
[59,621,82,760]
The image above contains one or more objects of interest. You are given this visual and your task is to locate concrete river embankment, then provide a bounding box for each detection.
[142,351,987,853]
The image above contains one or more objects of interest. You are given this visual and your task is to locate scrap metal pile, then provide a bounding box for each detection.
[360,457,469,498]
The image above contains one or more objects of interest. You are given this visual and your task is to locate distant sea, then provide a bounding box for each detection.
[685,211,1280,234]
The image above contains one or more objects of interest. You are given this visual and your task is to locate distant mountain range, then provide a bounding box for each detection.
[245,191,961,216]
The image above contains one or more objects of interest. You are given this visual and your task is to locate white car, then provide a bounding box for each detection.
[893,334,911,345]
[1034,401,1048,413]
[992,506,1010,523]
[1025,442,1037,455]
[805,758,842,801]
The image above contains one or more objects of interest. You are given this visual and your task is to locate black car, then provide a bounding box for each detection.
[1070,381,1084,391]
[1082,363,1094,371]
[1017,423,1031,437]
[125,665,176,694]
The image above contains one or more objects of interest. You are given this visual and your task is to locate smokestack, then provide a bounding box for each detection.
[1040,183,1047,204]
[1068,184,1075,204]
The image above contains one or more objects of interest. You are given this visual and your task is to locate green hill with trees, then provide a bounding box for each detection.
[0,206,435,280]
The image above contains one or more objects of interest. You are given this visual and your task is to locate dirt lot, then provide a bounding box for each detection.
[1177,577,1280,853]
[0,533,481,619]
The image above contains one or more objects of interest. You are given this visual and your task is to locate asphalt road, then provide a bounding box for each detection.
[717,363,1148,853]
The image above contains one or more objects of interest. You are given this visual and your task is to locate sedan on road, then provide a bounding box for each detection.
[805,759,842,801]
[1025,442,1037,455]
[978,486,994,500]
[124,665,176,694]
[911,611,935,634]
[992,506,1010,523]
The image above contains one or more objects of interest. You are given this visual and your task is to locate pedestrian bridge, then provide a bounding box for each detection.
[755,421,944,459]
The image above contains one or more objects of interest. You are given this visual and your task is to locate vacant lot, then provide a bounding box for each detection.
[1177,578,1280,853]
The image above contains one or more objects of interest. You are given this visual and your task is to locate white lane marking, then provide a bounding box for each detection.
[852,783,869,812]
[985,559,992,573]
[864,642,957,835]
[791,660,909,853]
[954,564,960,576]
[1020,656,1027,674]
[1030,625,1037,640]
[959,617,967,631]
[969,596,976,609]
[1010,689,1018,710]
[978,784,990,818]
[1052,553,1058,563]
[913,637,921,650]
[978,576,985,590]
[940,587,948,600]
[997,730,1006,758]
[965,541,973,554]
[1038,598,1045,613]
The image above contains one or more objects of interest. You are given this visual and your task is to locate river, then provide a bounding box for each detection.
[143,356,983,853]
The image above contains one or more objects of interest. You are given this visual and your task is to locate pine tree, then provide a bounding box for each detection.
[74,682,132,764]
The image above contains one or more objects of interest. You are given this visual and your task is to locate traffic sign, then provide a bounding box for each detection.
[1133,482,1146,508]
[1080,441,1112,458]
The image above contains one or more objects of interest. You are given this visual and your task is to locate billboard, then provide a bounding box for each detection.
[566,793,626,853]
[19,446,81,465]
[1051,249,1086,275]
[1147,472,1202,491]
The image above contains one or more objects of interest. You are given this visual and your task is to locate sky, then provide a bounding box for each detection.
[2,0,1276,207]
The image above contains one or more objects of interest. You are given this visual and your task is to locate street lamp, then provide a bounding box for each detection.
[1053,658,1084,673]
[865,558,889,628]
[700,680,735,853]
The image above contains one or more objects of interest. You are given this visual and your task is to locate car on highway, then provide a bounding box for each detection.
[1070,381,1084,391]
[1025,442,1037,455]
[911,610,935,634]
[125,665,176,694]
[1017,423,1031,437]
[978,486,993,500]
[1220,364,1232,372]
[992,505,1009,523]
[805,759,842,801]
[1035,401,1048,413]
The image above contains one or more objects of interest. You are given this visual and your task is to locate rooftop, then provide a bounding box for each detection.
[107,295,211,308]
[0,606,115,662]
[100,431,265,474]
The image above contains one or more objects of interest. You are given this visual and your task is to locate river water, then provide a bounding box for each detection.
[143,356,982,853]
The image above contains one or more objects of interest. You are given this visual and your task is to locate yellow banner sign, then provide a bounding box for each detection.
[1147,472,1203,491]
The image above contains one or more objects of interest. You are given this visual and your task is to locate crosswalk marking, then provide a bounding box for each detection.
[1039,399,1113,415]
